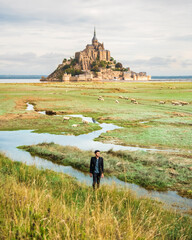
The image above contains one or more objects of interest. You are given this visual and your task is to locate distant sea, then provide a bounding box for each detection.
[0,75,192,83]
[0,75,44,83]
[151,76,192,81]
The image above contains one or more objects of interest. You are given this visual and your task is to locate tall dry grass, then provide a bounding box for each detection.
[0,153,191,239]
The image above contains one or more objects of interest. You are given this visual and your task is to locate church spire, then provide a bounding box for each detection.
[92,26,98,43]
[94,27,96,39]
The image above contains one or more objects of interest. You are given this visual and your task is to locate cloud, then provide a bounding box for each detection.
[181,59,192,67]
[125,57,177,67]
[122,56,192,75]
[0,0,191,75]
[0,52,64,74]
[169,34,192,42]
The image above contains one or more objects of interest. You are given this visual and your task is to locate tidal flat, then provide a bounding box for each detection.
[19,142,192,198]
[0,81,192,191]
[0,81,192,238]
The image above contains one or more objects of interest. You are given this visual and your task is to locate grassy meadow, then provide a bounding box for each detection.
[0,113,101,135]
[0,153,192,239]
[0,82,192,191]
[0,81,192,238]
[19,142,192,198]
[0,81,192,149]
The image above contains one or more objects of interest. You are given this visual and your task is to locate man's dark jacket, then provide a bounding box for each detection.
[90,156,104,175]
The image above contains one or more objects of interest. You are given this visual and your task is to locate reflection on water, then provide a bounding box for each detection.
[0,103,191,214]
[26,103,178,153]
[26,102,35,111]
[65,114,98,124]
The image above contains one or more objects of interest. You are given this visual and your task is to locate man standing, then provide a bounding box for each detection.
[89,150,104,190]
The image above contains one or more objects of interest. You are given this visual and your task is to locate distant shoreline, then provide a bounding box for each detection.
[0,75,192,83]
[0,80,192,83]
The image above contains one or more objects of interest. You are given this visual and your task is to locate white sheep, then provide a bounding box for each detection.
[82,120,89,124]
[63,116,70,122]
[179,101,189,106]
[159,101,166,104]
[172,101,181,106]
[131,98,136,103]
[98,95,104,100]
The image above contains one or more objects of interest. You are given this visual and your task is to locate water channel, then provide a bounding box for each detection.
[0,102,191,214]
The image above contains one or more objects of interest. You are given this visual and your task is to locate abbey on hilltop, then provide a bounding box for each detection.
[75,27,111,70]
[44,28,151,82]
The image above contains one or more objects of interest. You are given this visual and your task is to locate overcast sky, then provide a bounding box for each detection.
[0,0,192,76]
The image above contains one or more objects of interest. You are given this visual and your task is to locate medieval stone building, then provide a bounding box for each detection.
[45,28,151,82]
[75,28,110,70]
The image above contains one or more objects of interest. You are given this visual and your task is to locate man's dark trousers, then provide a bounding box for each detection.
[92,172,101,189]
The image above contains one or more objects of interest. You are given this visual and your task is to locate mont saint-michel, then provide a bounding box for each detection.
[44,28,151,82]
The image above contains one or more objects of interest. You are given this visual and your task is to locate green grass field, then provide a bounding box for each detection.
[0,153,192,239]
[0,81,192,190]
[1,81,192,238]
[0,114,101,135]
[0,82,192,148]
[19,142,192,198]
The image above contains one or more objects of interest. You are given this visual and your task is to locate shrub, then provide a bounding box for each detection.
[115,62,123,69]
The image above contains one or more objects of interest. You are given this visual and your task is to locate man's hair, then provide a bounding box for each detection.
[94,150,100,154]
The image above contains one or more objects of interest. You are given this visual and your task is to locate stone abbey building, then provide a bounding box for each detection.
[44,28,151,82]
[75,28,110,70]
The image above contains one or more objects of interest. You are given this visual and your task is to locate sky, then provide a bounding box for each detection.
[0,0,192,76]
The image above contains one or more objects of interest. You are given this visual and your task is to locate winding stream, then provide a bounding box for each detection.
[0,102,191,214]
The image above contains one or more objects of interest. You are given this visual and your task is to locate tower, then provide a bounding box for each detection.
[92,27,98,46]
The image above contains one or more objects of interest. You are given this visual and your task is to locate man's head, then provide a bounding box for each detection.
[94,150,100,157]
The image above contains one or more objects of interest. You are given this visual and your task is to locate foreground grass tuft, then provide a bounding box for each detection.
[0,152,192,239]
